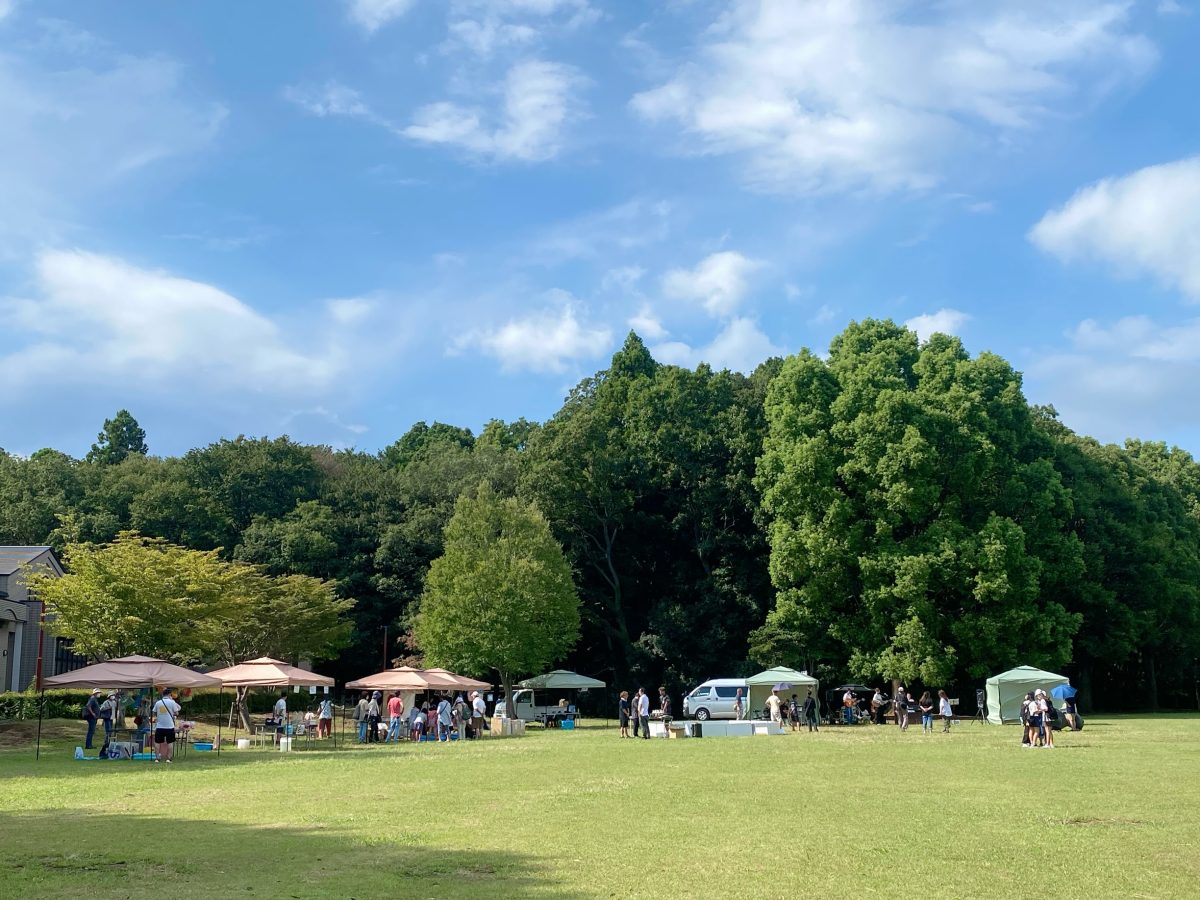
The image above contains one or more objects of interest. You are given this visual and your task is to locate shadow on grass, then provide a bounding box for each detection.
[0,810,584,899]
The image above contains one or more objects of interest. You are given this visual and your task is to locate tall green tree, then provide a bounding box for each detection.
[415,482,579,713]
[86,410,148,465]
[755,321,1081,687]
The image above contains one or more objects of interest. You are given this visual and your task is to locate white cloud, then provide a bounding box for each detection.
[0,35,225,251]
[404,60,583,162]
[905,308,971,341]
[1,250,340,392]
[444,0,598,57]
[345,0,416,33]
[284,81,374,120]
[631,1,1155,193]
[628,305,667,341]
[327,297,375,325]
[651,317,782,373]
[530,199,670,262]
[662,251,763,318]
[454,296,612,372]
[1028,315,1200,443]
[0,0,15,22]
[809,304,837,326]
[601,265,646,292]
[1029,156,1200,300]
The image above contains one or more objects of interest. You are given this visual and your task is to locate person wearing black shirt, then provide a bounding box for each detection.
[802,691,819,732]
[618,691,631,738]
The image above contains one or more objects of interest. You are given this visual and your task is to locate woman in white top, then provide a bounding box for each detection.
[938,690,952,733]
[153,688,182,763]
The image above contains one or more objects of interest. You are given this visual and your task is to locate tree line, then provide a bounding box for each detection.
[2,321,1198,709]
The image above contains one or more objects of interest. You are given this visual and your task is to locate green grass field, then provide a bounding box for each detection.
[1,715,1197,899]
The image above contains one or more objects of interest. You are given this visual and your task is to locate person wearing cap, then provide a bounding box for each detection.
[153,688,182,763]
[82,689,103,749]
[471,691,486,739]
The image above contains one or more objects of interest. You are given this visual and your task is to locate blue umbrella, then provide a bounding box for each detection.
[1050,684,1077,700]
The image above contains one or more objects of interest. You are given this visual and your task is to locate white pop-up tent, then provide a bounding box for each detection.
[985,665,1069,724]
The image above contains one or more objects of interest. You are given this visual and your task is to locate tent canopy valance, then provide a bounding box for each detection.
[517,670,605,690]
[985,665,1069,725]
[746,667,819,717]
[207,657,334,688]
[42,655,221,690]
[345,666,490,693]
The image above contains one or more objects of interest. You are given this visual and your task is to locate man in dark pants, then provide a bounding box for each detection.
[83,689,102,749]
[638,687,650,739]
[802,690,819,732]
[631,689,641,737]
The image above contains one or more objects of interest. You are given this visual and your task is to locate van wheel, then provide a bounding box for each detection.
[695,708,710,721]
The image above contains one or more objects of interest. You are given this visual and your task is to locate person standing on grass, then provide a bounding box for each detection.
[938,690,953,733]
[354,693,369,743]
[411,705,426,741]
[638,687,650,739]
[366,692,383,743]
[895,687,909,731]
[802,690,819,731]
[472,691,486,738]
[1022,691,1040,747]
[454,695,468,741]
[789,694,800,731]
[83,688,102,749]
[733,688,745,721]
[631,689,641,737]
[99,692,118,753]
[618,691,630,738]
[658,687,671,722]
[919,691,934,734]
[274,691,288,745]
[1036,690,1055,749]
[766,689,782,727]
[153,688,181,763]
[385,692,404,742]
[435,695,452,742]
[317,697,333,738]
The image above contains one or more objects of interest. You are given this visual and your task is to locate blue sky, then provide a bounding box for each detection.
[2,0,1200,458]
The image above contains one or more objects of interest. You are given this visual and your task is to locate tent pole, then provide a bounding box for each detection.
[216,688,223,757]
[35,688,44,761]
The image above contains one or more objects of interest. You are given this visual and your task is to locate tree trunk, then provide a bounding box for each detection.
[236,686,253,732]
[1076,658,1094,713]
[500,671,513,723]
[1143,652,1159,711]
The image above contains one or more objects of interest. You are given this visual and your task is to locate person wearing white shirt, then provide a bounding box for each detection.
[153,688,182,763]
[938,690,953,733]
[471,691,486,738]
[637,688,650,740]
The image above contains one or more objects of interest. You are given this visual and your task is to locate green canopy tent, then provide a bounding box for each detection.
[516,670,606,690]
[746,667,819,720]
[985,665,1069,724]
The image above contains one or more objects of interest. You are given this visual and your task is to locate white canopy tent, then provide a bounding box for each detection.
[985,665,1069,724]
[746,666,819,718]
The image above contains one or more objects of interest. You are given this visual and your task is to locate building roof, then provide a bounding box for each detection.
[0,546,58,576]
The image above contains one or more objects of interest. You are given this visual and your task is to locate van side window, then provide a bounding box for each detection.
[714,687,740,699]
[691,687,713,698]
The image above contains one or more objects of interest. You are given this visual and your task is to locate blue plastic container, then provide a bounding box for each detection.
[561,718,576,730]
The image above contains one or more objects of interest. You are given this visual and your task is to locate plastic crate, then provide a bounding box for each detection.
[560,718,576,730]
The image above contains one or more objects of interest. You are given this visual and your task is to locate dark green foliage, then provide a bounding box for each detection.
[86,409,148,465]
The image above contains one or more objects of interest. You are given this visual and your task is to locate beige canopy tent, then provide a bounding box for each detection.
[985,665,1069,725]
[39,655,221,759]
[44,654,222,690]
[207,656,335,748]
[207,656,334,688]
[424,668,491,691]
[345,666,490,692]
[746,666,820,719]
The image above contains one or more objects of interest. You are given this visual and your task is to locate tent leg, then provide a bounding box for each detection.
[35,689,44,761]
[216,688,223,757]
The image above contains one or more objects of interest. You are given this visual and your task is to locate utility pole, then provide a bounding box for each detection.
[382,625,388,670]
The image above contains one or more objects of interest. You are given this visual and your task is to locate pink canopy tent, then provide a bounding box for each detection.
[424,668,491,691]
[39,655,221,760]
[344,666,432,692]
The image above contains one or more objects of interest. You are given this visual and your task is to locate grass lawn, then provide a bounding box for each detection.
[0,714,1197,899]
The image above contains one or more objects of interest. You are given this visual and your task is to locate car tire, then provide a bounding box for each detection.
[695,708,710,721]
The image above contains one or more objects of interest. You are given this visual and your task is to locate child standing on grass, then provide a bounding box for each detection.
[938,690,953,733]
[919,692,934,733]
[618,691,630,738]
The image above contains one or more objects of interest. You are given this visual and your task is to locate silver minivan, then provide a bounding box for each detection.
[682,678,749,720]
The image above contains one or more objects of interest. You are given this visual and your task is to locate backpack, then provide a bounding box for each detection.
[1044,704,1059,725]
[1019,702,1030,725]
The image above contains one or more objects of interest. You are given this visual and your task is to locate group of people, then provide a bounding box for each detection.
[617,687,670,738]
[349,690,488,743]
[80,686,178,760]
[762,689,821,731]
[1020,688,1069,748]
[836,686,954,732]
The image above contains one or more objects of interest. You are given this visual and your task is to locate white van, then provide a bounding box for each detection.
[682,678,748,720]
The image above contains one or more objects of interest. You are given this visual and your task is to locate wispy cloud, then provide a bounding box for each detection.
[344,0,416,34]
[652,317,782,373]
[632,1,1155,194]
[451,292,612,372]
